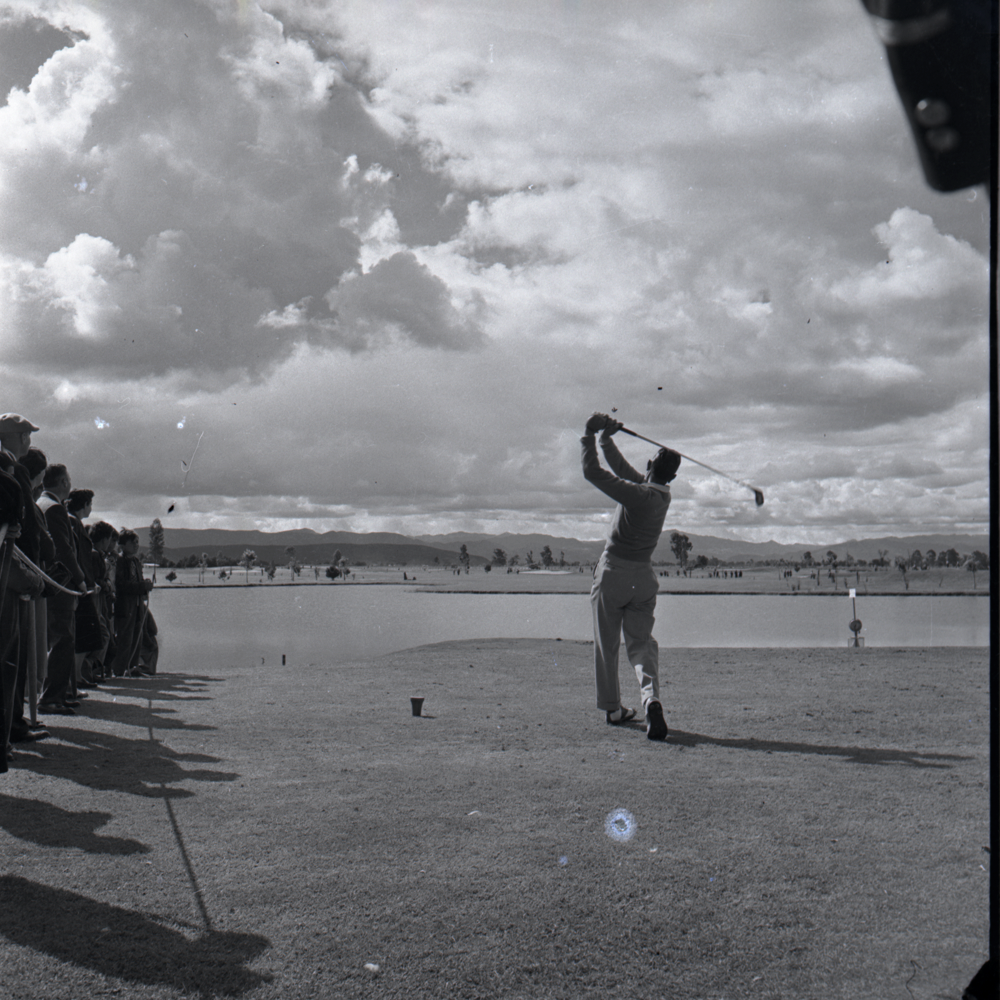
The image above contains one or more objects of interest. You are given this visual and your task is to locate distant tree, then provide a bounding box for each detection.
[895,555,909,590]
[909,549,923,570]
[433,555,440,564]
[559,550,565,566]
[924,548,937,569]
[970,550,989,569]
[825,550,838,566]
[327,549,344,581]
[484,564,492,573]
[492,548,507,567]
[508,554,520,567]
[241,548,256,583]
[877,549,889,569]
[540,545,554,567]
[459,544,471,573]
[670,532,692,568]
[148,519,165,565]
[943,548,960,567]
[216,550,228,567]
[802,551,814,566]
[266,562,277,581]
[694,554,709,569]
[526,550,534,566]
[165,570,177,583]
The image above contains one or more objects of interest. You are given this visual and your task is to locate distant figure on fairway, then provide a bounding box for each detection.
[581,412,681,740]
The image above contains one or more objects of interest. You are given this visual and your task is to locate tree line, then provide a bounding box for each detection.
[145,519,988,578]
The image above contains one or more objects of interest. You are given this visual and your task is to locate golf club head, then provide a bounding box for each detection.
[754,490,765,507]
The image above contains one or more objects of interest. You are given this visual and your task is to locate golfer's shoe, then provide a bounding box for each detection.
[605,705,637,725]
[645,700,668,741]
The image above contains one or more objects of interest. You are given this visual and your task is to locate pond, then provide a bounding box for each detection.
[148,586,989,667]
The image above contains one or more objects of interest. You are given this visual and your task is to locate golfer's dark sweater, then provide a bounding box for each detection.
[581,434,671,563]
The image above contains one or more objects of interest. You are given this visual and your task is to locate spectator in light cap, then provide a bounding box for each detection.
[0,414,40,462]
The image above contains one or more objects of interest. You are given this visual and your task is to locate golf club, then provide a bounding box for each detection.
[618,426,765,506]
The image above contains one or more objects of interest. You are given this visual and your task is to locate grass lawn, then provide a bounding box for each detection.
[1,639,989,999]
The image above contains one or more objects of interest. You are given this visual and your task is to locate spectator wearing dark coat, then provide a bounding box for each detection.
[110,529,153,677]
[37,465,87,714]
[7,448,54,742]
[87,522,118,681]
[0,418,50,751]
[18,448,53,698]
[0,451,43,767]
[66,489,104,688]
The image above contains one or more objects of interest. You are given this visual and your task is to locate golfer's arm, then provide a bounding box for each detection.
[599,435,645,484]
[581,434,650,505]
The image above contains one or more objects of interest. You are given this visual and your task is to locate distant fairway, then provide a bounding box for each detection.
[158,562,988,596]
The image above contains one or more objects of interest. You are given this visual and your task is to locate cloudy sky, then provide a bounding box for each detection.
[0,0,990,545]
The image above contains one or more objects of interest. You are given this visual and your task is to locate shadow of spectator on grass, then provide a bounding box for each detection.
[77,696,216,732]
[669,730,974,768]
[12,726,237,798]
[98,671,221,703]
[0,875,271,997]
[0,794,150,854]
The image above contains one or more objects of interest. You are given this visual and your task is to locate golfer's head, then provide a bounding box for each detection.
[647,447,681,484]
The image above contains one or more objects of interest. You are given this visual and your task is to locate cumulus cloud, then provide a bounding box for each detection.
[0,0,989,542]
[827,207,988,309]
[0,0,481,380]
[326,251,485,350]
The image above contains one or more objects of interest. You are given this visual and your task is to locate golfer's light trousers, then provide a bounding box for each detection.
[590,552,660,712]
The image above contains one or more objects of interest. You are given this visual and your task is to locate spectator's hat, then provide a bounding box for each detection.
[0,413,39,434]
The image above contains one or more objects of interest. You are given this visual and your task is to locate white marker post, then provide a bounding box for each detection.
[848,589,863,647]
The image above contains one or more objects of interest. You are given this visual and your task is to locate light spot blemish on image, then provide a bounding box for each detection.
[604,808,636,842]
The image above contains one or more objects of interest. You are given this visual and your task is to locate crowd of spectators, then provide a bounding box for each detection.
[0,413,158,773]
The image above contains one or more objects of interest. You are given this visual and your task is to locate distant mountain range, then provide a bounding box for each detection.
[136,525,989,567]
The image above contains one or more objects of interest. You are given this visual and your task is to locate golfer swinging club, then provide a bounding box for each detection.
[582,412,681,740]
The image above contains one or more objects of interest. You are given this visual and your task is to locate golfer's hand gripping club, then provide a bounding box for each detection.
[585,412,609,434]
